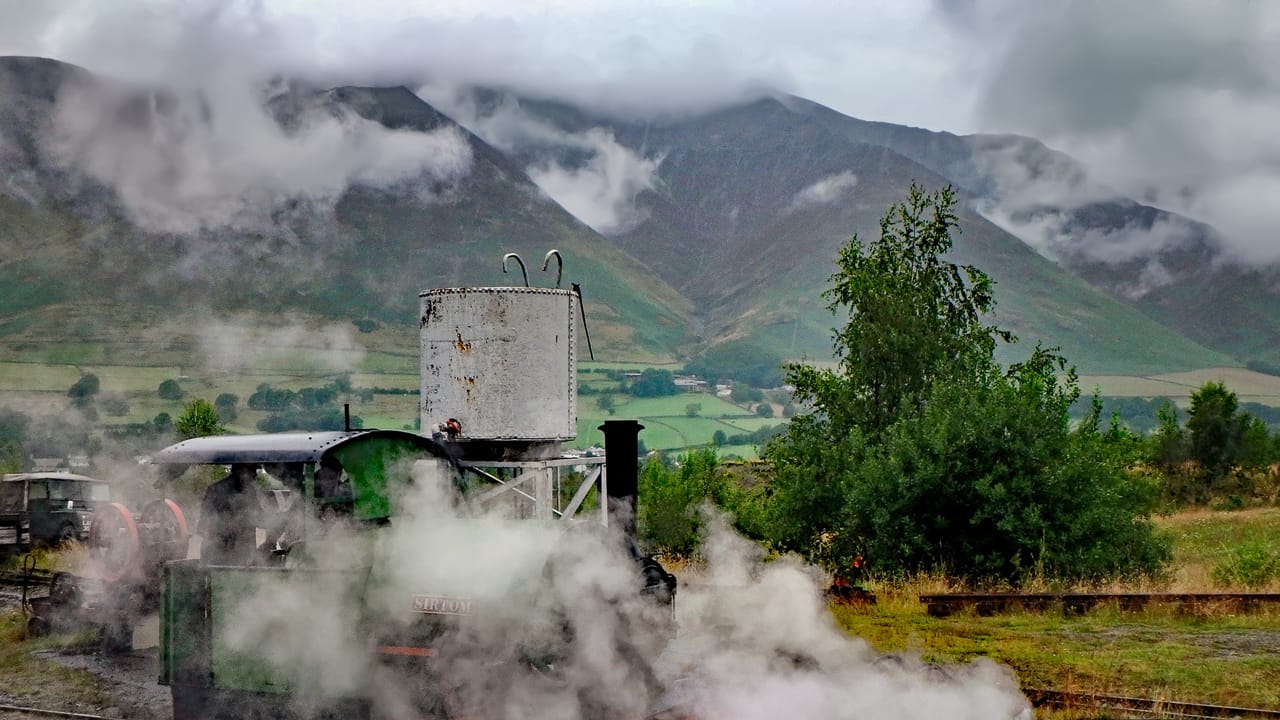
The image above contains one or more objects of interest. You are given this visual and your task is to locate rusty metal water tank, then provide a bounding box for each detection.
[419,287,577,442]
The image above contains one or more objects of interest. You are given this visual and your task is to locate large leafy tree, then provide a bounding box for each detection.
[761,184,1168,583]
[787,184,1006,436]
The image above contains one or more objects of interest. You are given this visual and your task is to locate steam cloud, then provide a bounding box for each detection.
[190,314,369,374]
[210,462,1032,720]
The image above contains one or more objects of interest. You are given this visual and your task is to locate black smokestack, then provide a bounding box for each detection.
[600,419,643,536]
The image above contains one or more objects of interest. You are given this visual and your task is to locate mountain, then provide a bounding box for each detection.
[0,55,1259,380]
[0,57,693,369]
[460,93,1237,374]
[782,96,1280,367]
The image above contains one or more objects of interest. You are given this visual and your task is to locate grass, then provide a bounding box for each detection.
[1154,507,1280,591]
[832,591,1280,711]
[0,609,114,712]
[828,507,1280,713]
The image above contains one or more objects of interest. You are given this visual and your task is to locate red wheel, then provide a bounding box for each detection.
[88,502,139,583]
[140,498,190,562]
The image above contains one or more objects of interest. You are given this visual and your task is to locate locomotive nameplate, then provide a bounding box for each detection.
[412,595,473,616]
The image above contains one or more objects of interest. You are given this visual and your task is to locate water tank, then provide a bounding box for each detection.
[419,287,577,442]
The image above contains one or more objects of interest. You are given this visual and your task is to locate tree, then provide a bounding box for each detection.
[788,184,1006,437]
[628,369,678,397]
[755,403,774,418]
[214,393,239,423]
[1148,400,1187,472]
[0,408,30,473]
[67,373,100,407]
[597,394,617,416]
[175,399,226,439]
[637,449,723,556]
[157,378,184,400]
[152,412,174,436]
[683,340,785,388]
[685,403,702,418]
[712,429,727,446]
[761,184,1169,583]
[248,384,297,411]
[1186,382,1247,479]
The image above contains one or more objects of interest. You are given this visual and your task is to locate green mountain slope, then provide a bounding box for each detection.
[785,96,1280,367]
[0,58,693,369]
[490,95,1235,374]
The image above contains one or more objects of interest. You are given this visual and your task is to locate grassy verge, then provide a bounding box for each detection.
[0,609,114,712]
[832,590,1280,711]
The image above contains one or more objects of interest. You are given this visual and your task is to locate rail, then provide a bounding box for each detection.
[1028,688,1280,719]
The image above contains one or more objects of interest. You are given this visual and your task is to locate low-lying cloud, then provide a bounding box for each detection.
[786,171,858,213]
[421,89,663,235]
[956,0,1280,267]
[45,76,472,236]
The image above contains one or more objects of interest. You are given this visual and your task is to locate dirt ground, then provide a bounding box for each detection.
[1,587,171,720]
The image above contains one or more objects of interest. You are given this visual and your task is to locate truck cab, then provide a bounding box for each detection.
[0,473,112,554]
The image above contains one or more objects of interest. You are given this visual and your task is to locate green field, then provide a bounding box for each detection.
[1078,366,1280,405]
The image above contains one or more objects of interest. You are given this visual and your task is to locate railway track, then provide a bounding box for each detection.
[921,592,1280,617]
[0,704,108,720]
[1028,689,1280,719]
[0,569,53,588]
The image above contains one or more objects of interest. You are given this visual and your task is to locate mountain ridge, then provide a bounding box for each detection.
[0,55,1258,378]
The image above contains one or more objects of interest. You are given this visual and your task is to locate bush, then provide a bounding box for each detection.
[157,379,184,400]
[637,449,723,556]
[67,373,100,406]
[214,393,238,423]
[256,408,362,432]
[1212,541,1280,590]
[248,384,297,411]
[627,369,678,397]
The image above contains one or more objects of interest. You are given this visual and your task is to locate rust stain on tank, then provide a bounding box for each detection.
[454,329,472,352]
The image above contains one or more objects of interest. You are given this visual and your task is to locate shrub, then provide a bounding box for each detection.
[1212,541,1280,590]
[67,373,100,406]
[157,379,184,400]
[637,448,722,556]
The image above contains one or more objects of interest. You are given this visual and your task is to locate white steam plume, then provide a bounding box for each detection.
[211,461,1032,720]
[190,314,369,374]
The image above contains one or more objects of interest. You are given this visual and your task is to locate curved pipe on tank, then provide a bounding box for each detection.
[501,253,529,287]
[541,249,563,288]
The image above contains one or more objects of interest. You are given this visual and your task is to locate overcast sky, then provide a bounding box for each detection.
[4,0,1279,262]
